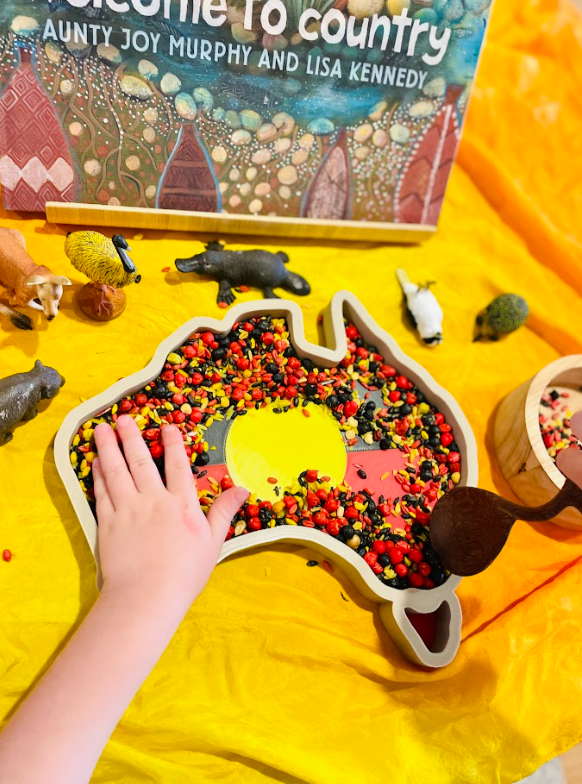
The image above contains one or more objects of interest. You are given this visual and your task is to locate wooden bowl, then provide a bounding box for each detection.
[494,355,582,530]
[54,292,478,668]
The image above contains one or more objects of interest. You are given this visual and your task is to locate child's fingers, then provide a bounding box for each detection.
[116,415,164,493]
[557,446,582,490]
[569,411,582,441]
[207,486,249,544]
[162,425,200,505]
[93,458,115,519]
[94,423,137,506]
[556,412,582,489]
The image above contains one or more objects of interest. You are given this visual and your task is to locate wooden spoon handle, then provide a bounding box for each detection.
[498,480,582,523]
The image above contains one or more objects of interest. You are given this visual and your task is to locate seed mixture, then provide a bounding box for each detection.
[69,316,463,590]
[539,388,582,460]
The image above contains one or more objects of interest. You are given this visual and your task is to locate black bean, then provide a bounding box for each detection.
[340,525,354,540]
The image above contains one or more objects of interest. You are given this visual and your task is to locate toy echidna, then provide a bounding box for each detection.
[65,232,141,291]
[64,231,141,318]
[474,294,529,341]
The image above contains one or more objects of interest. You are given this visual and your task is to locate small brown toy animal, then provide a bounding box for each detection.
[0,360,65,446]
[0,228,72,330]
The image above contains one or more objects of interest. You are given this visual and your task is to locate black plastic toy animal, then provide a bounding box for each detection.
[175,242,311,306]
[0,360,64,446]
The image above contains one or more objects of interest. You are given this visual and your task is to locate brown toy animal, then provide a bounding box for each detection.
[0,228,71,330]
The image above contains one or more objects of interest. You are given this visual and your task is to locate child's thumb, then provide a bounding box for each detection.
[207,486,249,543]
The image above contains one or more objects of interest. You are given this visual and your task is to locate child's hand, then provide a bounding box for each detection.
[0,420,247,784]
[92,416,248,617]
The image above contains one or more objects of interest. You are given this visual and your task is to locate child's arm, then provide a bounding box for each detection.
[0,416,248,784]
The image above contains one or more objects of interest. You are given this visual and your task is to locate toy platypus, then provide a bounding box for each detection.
[175,242,311,306]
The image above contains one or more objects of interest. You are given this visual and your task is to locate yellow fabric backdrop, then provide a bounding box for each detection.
[2,0,582,781]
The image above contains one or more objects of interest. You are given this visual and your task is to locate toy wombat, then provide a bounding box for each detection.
[0,360,65,445]
[175,241,311,306]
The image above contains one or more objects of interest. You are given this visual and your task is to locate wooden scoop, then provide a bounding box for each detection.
[429,480,582,576]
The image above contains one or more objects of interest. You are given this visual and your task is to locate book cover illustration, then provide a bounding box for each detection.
[0,0,492,226]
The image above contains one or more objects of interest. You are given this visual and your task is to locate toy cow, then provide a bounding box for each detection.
[0,228,72,330]
[0,360,64,446]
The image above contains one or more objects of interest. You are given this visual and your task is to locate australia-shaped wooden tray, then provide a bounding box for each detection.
[54,292,478,668]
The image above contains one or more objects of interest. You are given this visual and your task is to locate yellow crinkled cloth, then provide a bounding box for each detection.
[2,0,582,780]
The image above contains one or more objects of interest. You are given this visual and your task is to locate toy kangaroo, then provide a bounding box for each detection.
[0,228,71,330]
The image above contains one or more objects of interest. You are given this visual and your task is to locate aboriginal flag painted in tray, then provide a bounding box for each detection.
[0,1,492,226]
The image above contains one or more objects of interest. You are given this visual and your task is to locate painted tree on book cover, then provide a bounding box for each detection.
[157,123,220,213]
[301,128,352,221]
[0,46,75,211]
[393,85,463,226]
